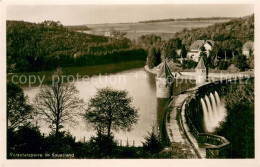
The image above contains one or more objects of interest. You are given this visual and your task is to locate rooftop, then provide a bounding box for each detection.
[157,61,174,78]
[190,40,214,50]
[195,57,206,70]
[243,41,254,51]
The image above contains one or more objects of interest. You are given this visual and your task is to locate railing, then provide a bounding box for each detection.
[184,92,231,158]
[165,74,254,158]
[182,82,233,158]
[185,114,200,140]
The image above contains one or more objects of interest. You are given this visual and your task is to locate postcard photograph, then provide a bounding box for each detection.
[3,3,256,161]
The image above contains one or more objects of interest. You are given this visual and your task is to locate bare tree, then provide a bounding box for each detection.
[34,68,84,137]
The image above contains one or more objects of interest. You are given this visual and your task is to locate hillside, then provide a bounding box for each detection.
[173,14,254,47]
[86,19,229,41]
[7,21,146,72]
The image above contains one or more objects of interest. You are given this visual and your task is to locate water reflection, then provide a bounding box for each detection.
[23,68,196,146]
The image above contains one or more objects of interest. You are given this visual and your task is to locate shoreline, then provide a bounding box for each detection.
[8,60,146,87]
[144,65,157,75]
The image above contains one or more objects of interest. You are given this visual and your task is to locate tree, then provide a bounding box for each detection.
[181,60,197,69]
[229,39,242,59]
[162,43,177,61]
[218,60,230,70]
[168,38,182,49]
[7,125,45,156]
[34,68,84,137]
[233,54,249,71]
[84,87,139,138]
[138,34,162,49]
[142,126,162,154]
[180,45,187,58]
[146,47,161,69]
[7,82,33,130]
[247,54,254,69]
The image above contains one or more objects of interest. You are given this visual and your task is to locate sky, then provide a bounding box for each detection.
[7,4,254,25]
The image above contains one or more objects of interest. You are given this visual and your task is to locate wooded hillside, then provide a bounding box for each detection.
[174,14,254,47]
[7,21,146,72]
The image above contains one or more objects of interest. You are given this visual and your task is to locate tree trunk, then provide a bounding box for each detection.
[55,88,61,138]
[107,108,112,138]
[225,51,227,61]
[107,106,112,156]
[232,51,235,60]
[206,67,209,82]
[55,114,60,138]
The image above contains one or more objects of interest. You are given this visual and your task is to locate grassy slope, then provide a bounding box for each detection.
[86,20,230,40]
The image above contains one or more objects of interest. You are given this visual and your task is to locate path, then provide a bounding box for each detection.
[181,101,207,158]
[165,94,197,158]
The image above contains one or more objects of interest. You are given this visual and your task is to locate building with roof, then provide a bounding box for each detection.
[242,41,254,58]
[195,57,206,85]
[187,40,214,62]
[156,61,174,98]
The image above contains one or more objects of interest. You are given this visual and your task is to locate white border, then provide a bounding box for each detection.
[0,0,259,167]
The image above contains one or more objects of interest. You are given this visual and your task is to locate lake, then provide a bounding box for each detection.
[23,67,196,146]
[23,68,167,146]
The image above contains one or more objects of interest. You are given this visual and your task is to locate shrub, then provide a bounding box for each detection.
[142,127,163,154]
[181,60,197,69]
[218,61,230,70]
[233,54,249,71]
[7,125,45,158]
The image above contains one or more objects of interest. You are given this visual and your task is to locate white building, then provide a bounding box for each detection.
[187,40,214,62]
[242,41,254,58]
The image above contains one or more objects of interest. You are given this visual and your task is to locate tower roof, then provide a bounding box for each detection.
[196,57,206,70]
[157,61,173,78]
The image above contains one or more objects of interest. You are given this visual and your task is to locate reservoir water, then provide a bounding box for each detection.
[23,67,196,146]
[23,68,166,146]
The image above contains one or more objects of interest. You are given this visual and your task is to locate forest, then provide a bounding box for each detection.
[174,15,254,47]
[7,20,147,73]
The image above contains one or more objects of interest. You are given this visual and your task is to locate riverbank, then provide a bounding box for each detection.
[7,60,145,87]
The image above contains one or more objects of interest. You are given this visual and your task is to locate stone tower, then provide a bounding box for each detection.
[156,61,174,98]
[195,57,206,85]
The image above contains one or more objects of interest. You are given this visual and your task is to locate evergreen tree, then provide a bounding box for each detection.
[146,47,161,69]
[142,126,162,154]
[180,45,187,58]
[200,45,209,80]
[233,54,249,71]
